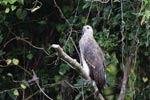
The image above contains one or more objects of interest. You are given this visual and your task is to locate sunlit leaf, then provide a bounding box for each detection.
[107,64,117,76]
[12,58,19,65]
[5,8,10,13]
[20,83,26,89]
[141,13,146,25]
[13,89,19,96]
[8,0,17,4]
[142,77,148,83]
[11,5,16,11]
[6,59,12,65]
[31,6,40,13]
[7,73,13,77]
[22,80,30,87]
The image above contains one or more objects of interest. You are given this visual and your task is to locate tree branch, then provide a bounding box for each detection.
[118,40,138,100]
[52,44,91,80]
[52,44,106,100]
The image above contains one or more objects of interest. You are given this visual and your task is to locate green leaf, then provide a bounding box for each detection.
[7,73,13,77]
[0,50,5,56]
[82,3,90,9]
[22,80,30,87]
[75,92,82,100]
[8,0,17,4]
[57,94,61,100]
[11,5,16,11]
[37,21,47,25]
[112,53,118,64]
[16,8,27,20]
[81,17,86,24]
[54,75,61,82]
[20,83,26,89]
[13,89,19,96]
[27,53,33,60]
[143,77,148,83]
[56,24,65,32]
[65,41,74,55]
[6,59,12,65]
[59,63,70,75]
[12,58,19,65]
[107,64,117,76]
[17,0,24,5]
[5,8,10,13]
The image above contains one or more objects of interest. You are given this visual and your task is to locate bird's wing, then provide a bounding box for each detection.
[83,37,106,92]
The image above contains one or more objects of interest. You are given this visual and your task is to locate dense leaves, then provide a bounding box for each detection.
[0,0,150,100]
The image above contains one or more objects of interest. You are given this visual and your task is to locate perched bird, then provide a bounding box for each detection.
[79,25,106,92]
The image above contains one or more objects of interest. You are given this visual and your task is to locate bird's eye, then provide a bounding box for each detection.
[87,27,89,29]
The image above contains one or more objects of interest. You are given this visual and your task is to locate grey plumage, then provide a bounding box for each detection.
[79,25,106,92]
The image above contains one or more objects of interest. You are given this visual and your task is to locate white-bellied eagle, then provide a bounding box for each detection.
[79,25,106,92]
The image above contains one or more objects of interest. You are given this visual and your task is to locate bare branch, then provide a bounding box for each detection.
[30,70,54,100]
[118,41,138,100]
[3,37,50,56]
[52,44,91,80]
[53,0,70,25]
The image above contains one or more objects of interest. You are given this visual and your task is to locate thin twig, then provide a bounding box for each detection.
[53,0,70,25]
[3,37,50,55]
[17,65,32,77]
[70,37,81,61]
[31,70,54,100]
[24,90,40,100]
[0,87,21,94]
[63,28,73,49]
[85,0,94,25]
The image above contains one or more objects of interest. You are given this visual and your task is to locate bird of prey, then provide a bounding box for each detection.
[79,25,106,92]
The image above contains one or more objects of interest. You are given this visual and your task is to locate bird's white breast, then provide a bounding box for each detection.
[81,54,90,76]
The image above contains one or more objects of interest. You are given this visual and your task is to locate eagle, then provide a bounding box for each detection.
[79,25,106,92]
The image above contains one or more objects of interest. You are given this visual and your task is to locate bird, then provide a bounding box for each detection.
[79,25,106,92]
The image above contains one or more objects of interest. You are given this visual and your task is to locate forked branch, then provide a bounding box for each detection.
[52,44,90,80]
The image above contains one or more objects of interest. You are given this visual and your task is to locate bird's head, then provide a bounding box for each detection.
[82,25,93,35]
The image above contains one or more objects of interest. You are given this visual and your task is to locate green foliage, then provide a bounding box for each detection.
[16,8,27,20]
[59,63,70,75]
[0,0,150,100]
